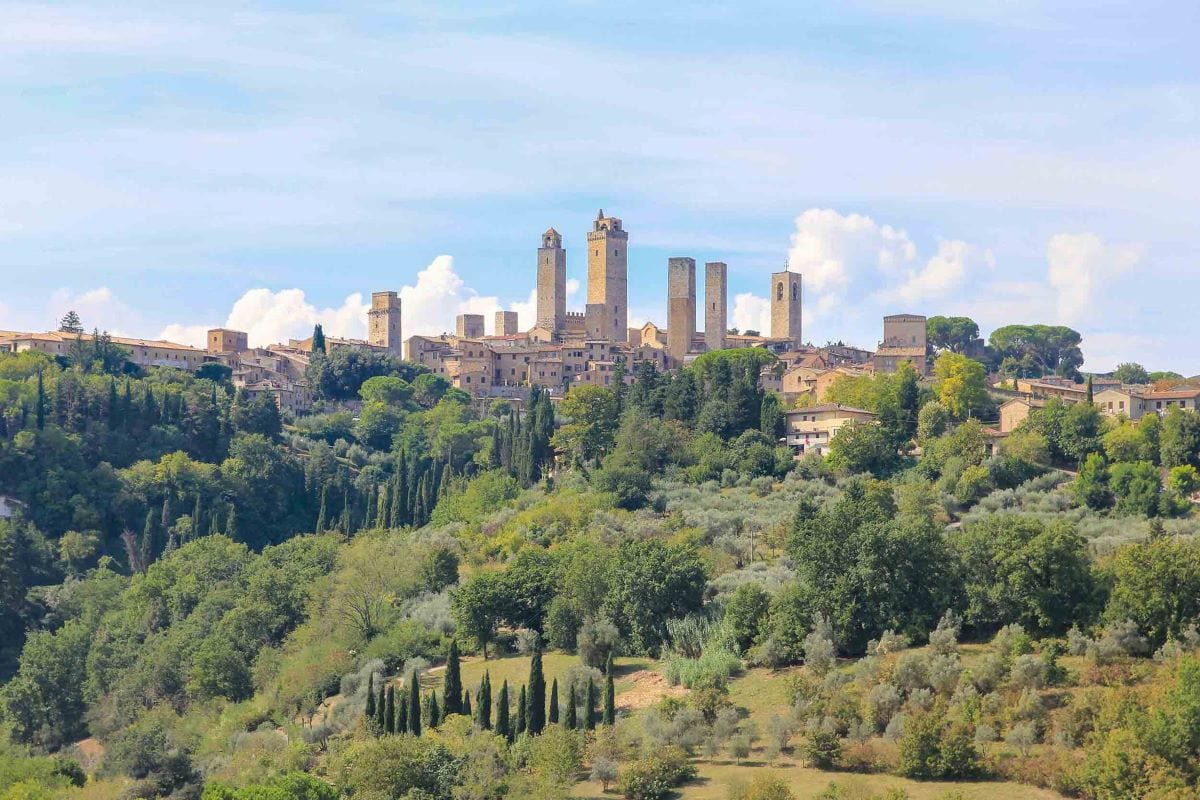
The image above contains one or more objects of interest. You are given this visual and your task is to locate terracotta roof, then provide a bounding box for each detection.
[1144,389,1200,400]
[786,403,876,416]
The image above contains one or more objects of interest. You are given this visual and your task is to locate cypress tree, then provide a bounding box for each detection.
[548,678,559,725]
[397,695,408,735]
[390,467,404,527]
[378,482,390,528]
[564,684,577,730]
[604,657,616,726]
[226,504,238,539]
[496,681,510,740]
[35,370,45,430]
[385,686,396,734]
[374,686,387,730]
[315,485,327,533]
[585,680,597,730]
[365,673,376,721]
[462,690,472,718]
[428,691,440,729]
[516,685,527,736]
[527,639,545,734]
[107,378,119,430]
[312,323,326,354]
[443,640,462,716]
[478,672,493,730]
[408,671,422,736]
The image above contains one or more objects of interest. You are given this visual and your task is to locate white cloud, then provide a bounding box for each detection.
[47,286,139,336]
[786,209,917,304]
[732,292,771,335]
[1046,233,1142,325]
[159,288,369,348]
[895,239,994,305]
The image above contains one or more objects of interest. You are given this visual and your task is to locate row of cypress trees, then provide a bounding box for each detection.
[363,639,617,738]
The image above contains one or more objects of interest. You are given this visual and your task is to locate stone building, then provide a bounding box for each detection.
[586,210,628,342]
[667,257,696,363]
[705,261,727,352]
[368,291,402,354]
[873,314,928,375]
[536,228,567,333]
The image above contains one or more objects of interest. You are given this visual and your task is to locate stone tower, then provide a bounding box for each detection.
[586,209,628,342]
[667,257,696,363]
[368,291,402,354]
[704,262,727,352]
[536,228,566,334]
[456,313,484,339]
[770,270,802,349]
[495,310,519,336]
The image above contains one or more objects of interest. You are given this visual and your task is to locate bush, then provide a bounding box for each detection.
[618,747,696,800]
[803,730,842,769]
[662,648,742,690]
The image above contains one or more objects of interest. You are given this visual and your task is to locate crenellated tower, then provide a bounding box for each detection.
[586,209,628,342]
[536,228,566,334]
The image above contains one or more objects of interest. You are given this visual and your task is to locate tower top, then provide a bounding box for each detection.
[597,208,604,220]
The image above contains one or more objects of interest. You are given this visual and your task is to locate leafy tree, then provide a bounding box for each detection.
[1073,453,1113,511]
[337,736,459,799]
[723,583,771,654]
[1109,461,1162,517]
[916,400,949,443]
[451,572,506,657]
[605,539,706,654]
[950,514,1098,636]
[827,420,902,477]
[932,352,988,420]
[1161,407,1200,469]
[926,316,982,354]
[1103,537,1200,647]
[989,324,1083,379]
[1112,362,1150,384]
[552,385,620,465]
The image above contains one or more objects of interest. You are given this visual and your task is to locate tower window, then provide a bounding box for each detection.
[776,282,784,301]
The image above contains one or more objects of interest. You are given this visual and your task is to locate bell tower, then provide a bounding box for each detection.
[536,228,566,334]
[586,209,628,341]
[770,270,802,350]
[368,291,402,354]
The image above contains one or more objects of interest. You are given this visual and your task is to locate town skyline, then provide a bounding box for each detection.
[2,3,1197,372]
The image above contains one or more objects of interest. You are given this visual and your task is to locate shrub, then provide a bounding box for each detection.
[727,773,796,800]
[618,747,696,800]
[662,648,742,690]
[803,730,842,769]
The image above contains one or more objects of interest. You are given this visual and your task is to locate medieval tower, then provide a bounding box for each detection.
[770,270,802,349]
[667,257,696,363]
[704,262,727,352]
[368,291,402,354]
[586,210,628,342]
[536,228,566,334]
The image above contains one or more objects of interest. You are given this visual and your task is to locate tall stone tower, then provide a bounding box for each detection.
[368,291,402,354]
[536,228,566,334]
[704,262,727,352]
[586,210,628,342]
[770,270,802,349]
[495,310,519,336]
[456,314,484,339]
[667,257,696,363]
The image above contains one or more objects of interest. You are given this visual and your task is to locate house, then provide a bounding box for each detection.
[783,404,877,457]
[1094,388,1149,420]
[998,397,1046,433]
[1142,388,1200,414]
[0,496,24,519]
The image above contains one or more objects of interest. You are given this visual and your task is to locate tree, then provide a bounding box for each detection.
[384,686,396,734]
[1161,407,1200,469]
[408,671,421,736]
[803,730,841,769]
[564,683,577,730]
[603,654,616,725]
[496,680,511,740]
[605,539,706,654]
[1073,453,1113,511]
[1110,460,1162,517]
[443,639,463,716]
[1104,537,1200,648]
[552,385,620,465]
[988,324,1084,379]
[338,736,459,800]
[58,311,83,334]
[591,758,619,792]
[452,572,506,657]
[932,352,988,420]
[477,671,492,730]
[548,678,559,725]
[917,400,949,443]
[760,393,784,441]
[1112,362,1150,384]
[527,639,546,734]
[585,678,597,730]
[926,316,981,355]
[723,583,771,654]
[516,684,527,736]
[311,324,326,355]
[827,421,902,477]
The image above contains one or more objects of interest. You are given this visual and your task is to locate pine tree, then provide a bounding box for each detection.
[527,638,546,734]
[408,671,422,736]
[478,672,493,730]
[548,678,559,725]
[397,695,408,735]
[564,684,577,730]
[516,685,527,736]
[604,654,616,726]
[443,640,463,716]
[365,673,376,722]
[585,679,597,730]
[496,680,511,740]
[385,686,396,734]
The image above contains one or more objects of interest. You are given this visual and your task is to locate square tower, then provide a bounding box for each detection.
[495,310,519,336]
[586,209,628,342]
[704,262,727,352]
[770,270,802,350]
[456,313,484,339]
[368,291,402,354]
[667,257,696,363]
[536,228,566,334]
[207,328,248,354]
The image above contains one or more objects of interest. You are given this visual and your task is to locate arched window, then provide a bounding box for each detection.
[776,282,784,300]
[791,283,798,301]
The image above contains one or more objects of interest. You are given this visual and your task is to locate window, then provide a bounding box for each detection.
[776,282,783,300]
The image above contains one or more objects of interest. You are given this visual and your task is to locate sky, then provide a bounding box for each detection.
[1,1,1198,372]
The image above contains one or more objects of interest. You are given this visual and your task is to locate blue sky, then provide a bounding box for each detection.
[1,1,1197,371]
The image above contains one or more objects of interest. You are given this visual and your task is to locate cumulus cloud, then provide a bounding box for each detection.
[1046,233,1142,324]
[47,286,140,336]
[732,292,771,335]
[895,239,994,305]
[787,209,917,308]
